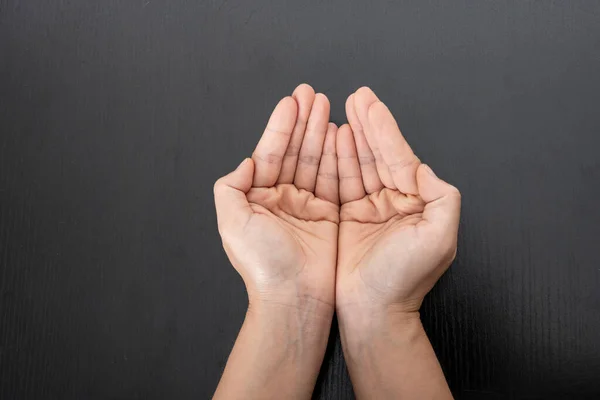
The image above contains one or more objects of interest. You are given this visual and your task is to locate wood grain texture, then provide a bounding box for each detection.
[1,1,600,399]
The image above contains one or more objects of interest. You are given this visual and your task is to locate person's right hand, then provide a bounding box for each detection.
[336,87,462,318]
[214,84,339,315]
[213,84,340,399]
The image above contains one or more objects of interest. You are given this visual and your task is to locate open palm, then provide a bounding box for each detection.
[336,87,461,313]
[214,85,340,311]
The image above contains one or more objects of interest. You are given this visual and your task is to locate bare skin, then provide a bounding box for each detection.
[336,87,460,399]
[213,85,461,399]
[213,84,339,400]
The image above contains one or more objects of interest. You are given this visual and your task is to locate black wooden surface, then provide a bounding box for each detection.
[1,1,600,399]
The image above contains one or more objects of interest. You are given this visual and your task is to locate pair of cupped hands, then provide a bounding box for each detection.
[214,84,461,327]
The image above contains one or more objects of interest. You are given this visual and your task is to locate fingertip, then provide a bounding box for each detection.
[292,84,316,113]
[234,158,256,190]
[305,93,330,126]
[324,124,337,153]
[417,163,438,182]
[367,98,386,114]
[353,87,379,127]
[367,100,392,132]
[345,94,362,128]
[336,124,358,159]
[271,96,298,125]
[345,93,355,111]
[315,123,340,204]
[214,158,254,195]
[289,84,316,132]
[278,95,298,111]
[239,156,255,173]
[293,93,330,193]
[417,164,461,202]
[355,85,371,94]
[417,164,461,236]
[416,163,431,180]
[292,84,315,101]
[314,92,331,110]
[337,123,366,203]
[336,123,352,142]
[354,86,379,101]
[293,83,315,96]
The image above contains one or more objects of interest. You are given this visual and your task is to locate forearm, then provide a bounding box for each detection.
[214,299,333,400]
[338,306,453,400]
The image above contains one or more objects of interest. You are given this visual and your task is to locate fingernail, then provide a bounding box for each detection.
[424,164,437,178]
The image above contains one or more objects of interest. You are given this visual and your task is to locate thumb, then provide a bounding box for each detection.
[214,158,255,233]
[417,164,461,234]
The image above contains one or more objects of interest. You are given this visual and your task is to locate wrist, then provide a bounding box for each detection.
[336,302,452,400]
[215,292,333,400]
[247,293,334,335]
[249,284,335,319]
[337,303,424,357]
[242,296,333,387]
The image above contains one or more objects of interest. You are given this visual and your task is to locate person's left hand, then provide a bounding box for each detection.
[336,86,461,318]
[214,84,339,315]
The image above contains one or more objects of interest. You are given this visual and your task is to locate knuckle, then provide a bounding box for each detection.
[371,148,383,159]
[265,126,291,136]
[317,171,337,180]
[358,155,376,165]
[284,144,300,156]
[339,174,362,181]
[299,154,321,165]
[387,157,419,172]
[254,152,282,164]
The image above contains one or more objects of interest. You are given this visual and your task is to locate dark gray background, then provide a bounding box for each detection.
[1,1,600,399]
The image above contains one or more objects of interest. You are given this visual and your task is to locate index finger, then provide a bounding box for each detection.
[251,96,298,187]
[367,98,420,195]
